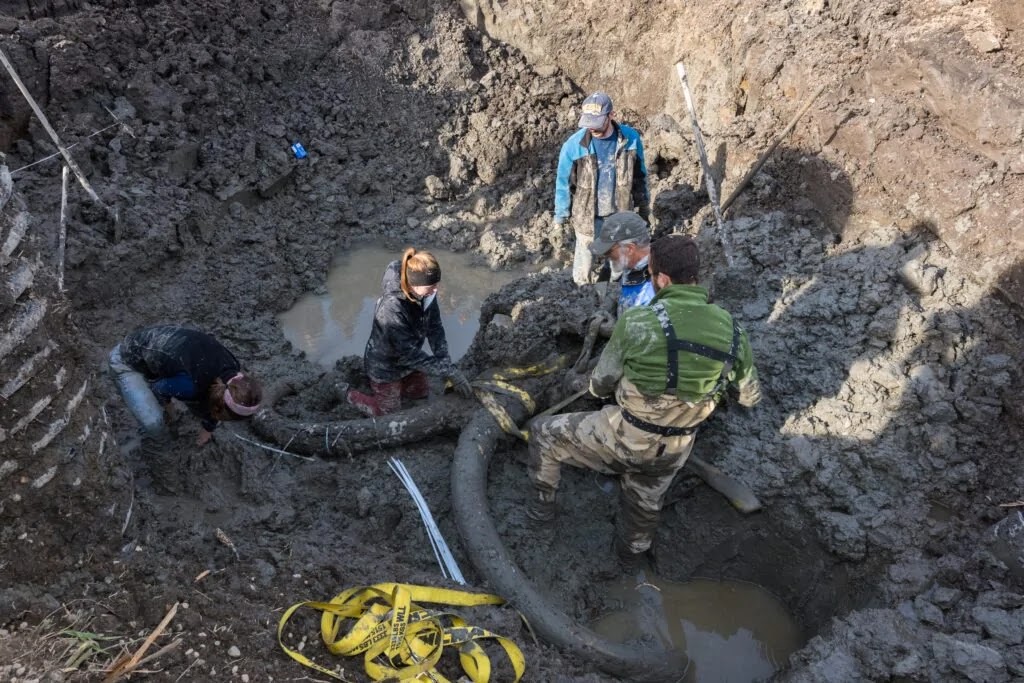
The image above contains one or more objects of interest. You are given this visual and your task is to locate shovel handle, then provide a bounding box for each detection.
[535,387,591,419]
[686,455,762,514]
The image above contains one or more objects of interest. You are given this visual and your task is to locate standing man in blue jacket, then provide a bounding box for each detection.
[554,91,650,285]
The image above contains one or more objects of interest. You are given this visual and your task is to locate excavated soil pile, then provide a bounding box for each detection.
[1,0,1023,681]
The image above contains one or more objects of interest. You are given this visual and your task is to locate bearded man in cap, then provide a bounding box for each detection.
[589,211,656,317]
[525,235,761,565]
[553,92,649,285]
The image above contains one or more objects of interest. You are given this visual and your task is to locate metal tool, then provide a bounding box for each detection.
[685,454,762,514]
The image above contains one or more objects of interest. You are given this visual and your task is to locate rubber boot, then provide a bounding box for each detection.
[614,534,637,562]
[346,389,381,417]
[613,534,651,575]
[525,490,556,527]
[141,434,183,496]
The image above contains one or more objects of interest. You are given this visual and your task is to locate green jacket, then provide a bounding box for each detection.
[591,284,761,405]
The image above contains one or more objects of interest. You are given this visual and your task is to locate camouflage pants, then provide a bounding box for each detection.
[527,403,704,553]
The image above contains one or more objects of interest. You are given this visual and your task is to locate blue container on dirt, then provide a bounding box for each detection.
[291,142,308,159]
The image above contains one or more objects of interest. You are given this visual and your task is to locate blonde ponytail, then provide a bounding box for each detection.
[399,247,441,301]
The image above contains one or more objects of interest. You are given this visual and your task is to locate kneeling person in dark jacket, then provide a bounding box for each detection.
[109,325,262,447]
[347,247,472,417]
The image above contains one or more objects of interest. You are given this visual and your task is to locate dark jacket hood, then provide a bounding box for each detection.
[381,259,403,296]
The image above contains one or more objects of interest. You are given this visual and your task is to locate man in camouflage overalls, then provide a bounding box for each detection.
[526,235,762,561]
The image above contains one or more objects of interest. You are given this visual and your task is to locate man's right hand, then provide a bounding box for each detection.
[196,428,213,447]
[550,218,572,255]
[554,217,574,240]
[589,309,615,327]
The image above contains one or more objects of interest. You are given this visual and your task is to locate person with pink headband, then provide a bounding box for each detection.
[109,325,263,448]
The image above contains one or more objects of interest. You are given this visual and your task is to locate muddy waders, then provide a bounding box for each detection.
[109,343,168,436]
[525,488,557,525]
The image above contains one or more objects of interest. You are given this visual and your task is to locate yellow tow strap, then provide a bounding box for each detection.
[471,380,532,441]
[485,355,569,381]
[464,356,568,441]
[278,583,526,682]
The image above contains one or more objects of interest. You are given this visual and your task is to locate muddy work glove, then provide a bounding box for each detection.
[550,217,571,254]
[448,370,474,399]
[562,371,591,395]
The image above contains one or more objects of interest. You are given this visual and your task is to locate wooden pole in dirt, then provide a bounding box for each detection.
[0,47,117,224]
[720,84,827,214]
[57,165,68,293]
[675,62,734,266]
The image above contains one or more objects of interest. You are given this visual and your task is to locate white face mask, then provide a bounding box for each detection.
[422,293,436,309]
[613,250,631,272]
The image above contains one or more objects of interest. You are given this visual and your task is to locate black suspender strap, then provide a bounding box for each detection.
[650,302,740,393]
[620,408,699,436]
[720,317,741,384]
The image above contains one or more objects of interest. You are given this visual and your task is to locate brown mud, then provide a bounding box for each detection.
[1,0,1023,681]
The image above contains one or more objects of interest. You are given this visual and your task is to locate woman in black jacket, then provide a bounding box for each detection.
[109,325,262,446]
[347,247,472,416]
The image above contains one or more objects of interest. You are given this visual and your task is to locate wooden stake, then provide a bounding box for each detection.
[57,165,68,292]
[102,602,179,683]
[676,62,734,266]
[0,47,117,224]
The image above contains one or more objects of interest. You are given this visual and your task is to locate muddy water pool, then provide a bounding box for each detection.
[592,574,803,682]
[280,244,527,366]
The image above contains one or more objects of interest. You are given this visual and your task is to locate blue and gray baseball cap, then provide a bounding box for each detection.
[578,92,613,129]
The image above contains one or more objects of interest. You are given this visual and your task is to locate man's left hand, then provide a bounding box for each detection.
[589,309,615,329]
[196,429,213,447]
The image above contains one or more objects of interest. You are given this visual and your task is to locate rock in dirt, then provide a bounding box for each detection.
[356,486,373,518]
[990,512,1024,584]
[933,634,1008,683]
[972,606,1024,645]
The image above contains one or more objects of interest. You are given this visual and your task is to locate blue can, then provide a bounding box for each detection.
[291,142,308,159]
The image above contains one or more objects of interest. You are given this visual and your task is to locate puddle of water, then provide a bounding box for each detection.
[279,244,526,367]
[592,575,803,683]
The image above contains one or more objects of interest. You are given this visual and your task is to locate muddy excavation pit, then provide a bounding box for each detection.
[2,0,1023,681]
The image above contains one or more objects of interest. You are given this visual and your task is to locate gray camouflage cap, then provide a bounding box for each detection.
[589,212,650,255]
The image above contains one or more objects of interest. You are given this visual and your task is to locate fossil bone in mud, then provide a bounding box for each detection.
[250,379,476,455]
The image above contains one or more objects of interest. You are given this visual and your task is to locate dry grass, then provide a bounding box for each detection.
[0,603,182,681]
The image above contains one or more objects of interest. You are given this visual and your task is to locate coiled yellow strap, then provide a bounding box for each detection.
[278,583,526,682]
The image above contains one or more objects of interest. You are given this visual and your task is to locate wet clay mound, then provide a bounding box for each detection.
[1,0,1023,681]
